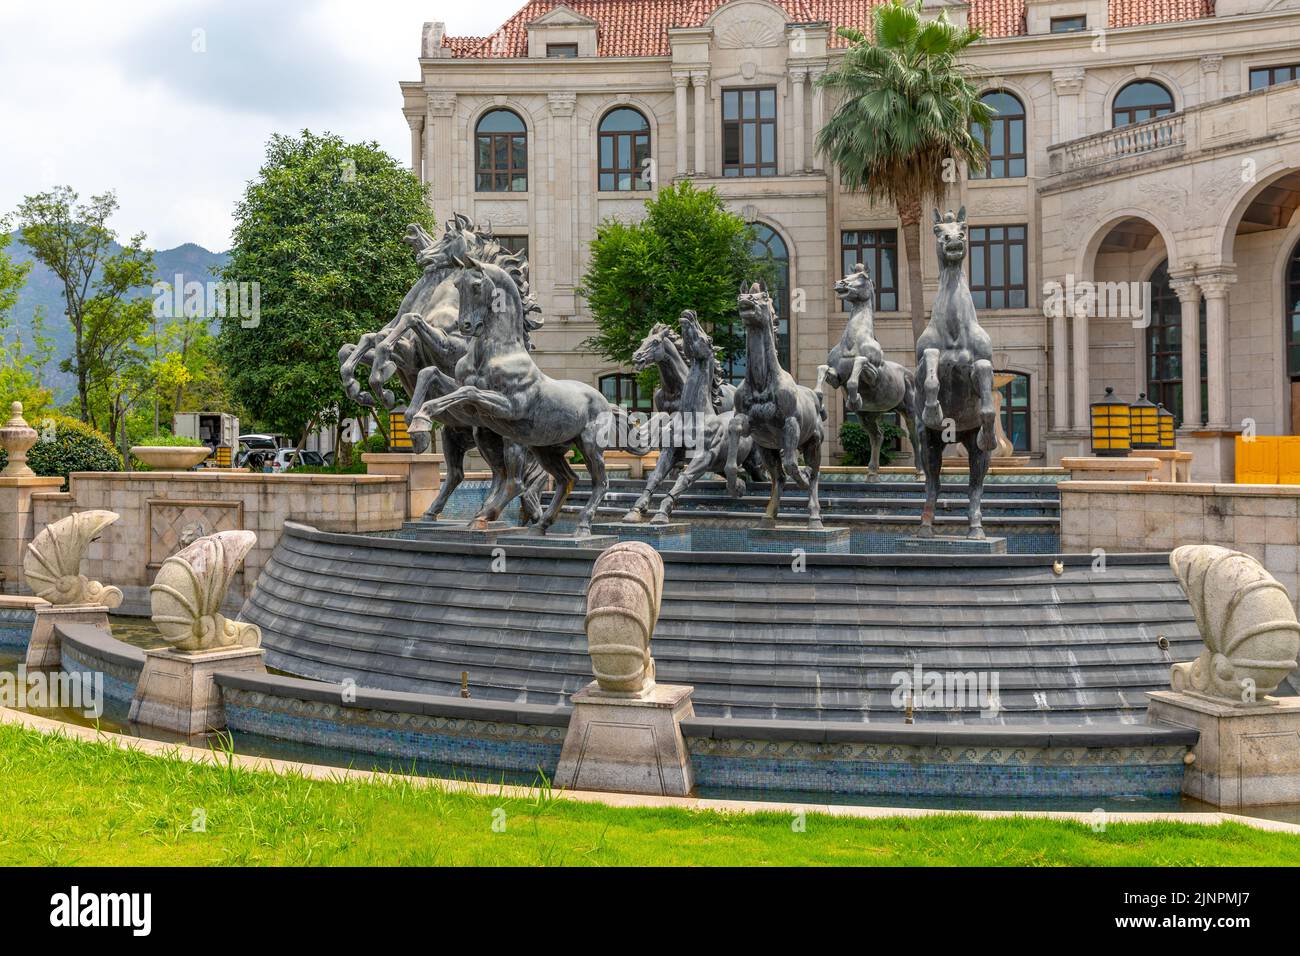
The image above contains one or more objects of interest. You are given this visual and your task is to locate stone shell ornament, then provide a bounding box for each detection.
[1169,544,1300,703]
[149,530,261,653]
[584,541,664,696]
[22,510,123,608]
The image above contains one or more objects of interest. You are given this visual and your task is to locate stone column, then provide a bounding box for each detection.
[1198,271,1237,429]
[1071,300,1091,431]
[1052,303,1070,431]
[810,65,826,169]
[548,91,578,308]
[790,66,807,173]
[405,112,425,179]
[1052,68,1085,142]
[692,71,710,177]
[1201,55,1223,102]
[1169,273,1203,428]
[673,73,690,178]
[426,92,457,224]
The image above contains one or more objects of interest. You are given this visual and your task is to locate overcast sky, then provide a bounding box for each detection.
[0,0,525,252]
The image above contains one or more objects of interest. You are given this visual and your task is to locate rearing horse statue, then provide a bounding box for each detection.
[914,207,997,539]
[815,263,920,480]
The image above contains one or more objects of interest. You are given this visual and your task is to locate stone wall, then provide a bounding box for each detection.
[1060,480,1300,608]
[27,471,406,613]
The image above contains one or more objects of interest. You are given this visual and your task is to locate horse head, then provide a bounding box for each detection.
[633,322,683,372]
[453,255,526,343]
[933,206,968,267]
[738,281,776,332]
[677,310,714,363]
[834,262,875,307]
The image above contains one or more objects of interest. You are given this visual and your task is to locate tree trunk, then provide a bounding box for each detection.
[898,195,927,346]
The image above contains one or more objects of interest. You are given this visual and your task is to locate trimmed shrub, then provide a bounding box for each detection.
[839,418,906,468]
[0,414,122,489]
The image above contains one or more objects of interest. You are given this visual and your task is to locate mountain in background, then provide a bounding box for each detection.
[4,235,230,400]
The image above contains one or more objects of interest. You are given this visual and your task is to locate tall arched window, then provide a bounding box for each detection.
[598,108,651,192]
[1286,237,1300,386]
[998,371,1031,451]
[475,109,527,192]
[1112,81,1175,127]
[1147,260,1206,426]
[971,91,1025,179]
[726,224,791,384]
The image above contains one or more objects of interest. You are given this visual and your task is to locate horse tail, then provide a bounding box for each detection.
[816,389,827,422]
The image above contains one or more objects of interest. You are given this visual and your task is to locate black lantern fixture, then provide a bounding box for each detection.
[1156,403,1176,449]
[1089,386,1131,457]
[1130,392,1160,449]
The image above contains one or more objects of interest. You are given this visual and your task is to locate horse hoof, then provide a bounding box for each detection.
[866,470,879,482]
[969,527,986,541]
[917,524,935,539]
[574,527,591,540]
[622,510,645,524]
[808,519,824,531]
[977,428,997,453]
[409,417,432,434]
[650,512,670,526]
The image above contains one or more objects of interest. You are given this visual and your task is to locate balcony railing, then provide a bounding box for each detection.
[1053,114,1185,174]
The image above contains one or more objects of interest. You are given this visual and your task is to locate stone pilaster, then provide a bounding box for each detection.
[673,73,691,178]
[1169,272,1203,428]
[809,65,826,169]
[548,91,577,312]
[1071,298,1091,430]
[1197,270,1238,430]
[1200,54,1223,102]
[789,66,807,173]
[405,112,425,179]
[425,92,457,224]
[1052,68,1085,142]
[691,70,710,177]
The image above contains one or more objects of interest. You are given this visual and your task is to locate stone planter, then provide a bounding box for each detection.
[129,445,211,470]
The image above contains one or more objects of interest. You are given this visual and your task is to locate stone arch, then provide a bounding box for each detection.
[1214,162,1300,264]
[1075,209,1179,280]
[1270,217,1300,432]
[1102,71,1182,126]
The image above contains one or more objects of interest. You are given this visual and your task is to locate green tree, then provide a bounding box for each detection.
[0,222,53,416]
[816,0,991,342]
[13,187,155,422]
[577,180,770,376]
[217,130,434,444]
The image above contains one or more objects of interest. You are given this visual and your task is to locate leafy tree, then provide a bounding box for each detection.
[577,181,771,377]
[0,222,53,416]
[816,0,990,341]
[217,130,434,444]
[13,187,155,422]
[0,414,122,489]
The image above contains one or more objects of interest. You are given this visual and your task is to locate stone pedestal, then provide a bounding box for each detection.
[496,532,619,550]
[748,526,851,554]
[1138,448,1193,483]
[364,453,443,519]
[1148,690,1300,807]
[591,522,692,551]
[399,519,522,543]
[896,535,1008,555]
[1182,430,1238,483]
[555,682,695,796]
[1061,456,1159,481]
[128,646,267,735]
[0,475,67,594]
[25,604,112,668]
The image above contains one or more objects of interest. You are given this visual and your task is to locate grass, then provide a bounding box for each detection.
[0,721,1297,866]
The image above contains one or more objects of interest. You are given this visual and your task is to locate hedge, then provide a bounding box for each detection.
[0,414,122,489]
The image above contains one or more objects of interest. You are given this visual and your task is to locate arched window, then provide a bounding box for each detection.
[598,108,651,192]
[997,371,1031,452]
[475,109,527,192]
[1112,81,1175,127]
[726,224,791,384]
[1286,237,1300,385]
[598,373,654,413]
[971,91,1025,179]
[1146,260,1206,426]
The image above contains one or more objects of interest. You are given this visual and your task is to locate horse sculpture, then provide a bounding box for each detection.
[337,217,548,525]
[411,257,623,537]
[815,263,920,480]
[623,313,765,524]
[725,283,827,529]
[914,207,997,539]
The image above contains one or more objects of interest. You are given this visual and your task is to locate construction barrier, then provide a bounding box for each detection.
[1235,435,1300,484]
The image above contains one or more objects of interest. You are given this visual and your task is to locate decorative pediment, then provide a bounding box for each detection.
[708,0,788,49]
[526,4,599,57]
[527,5,600,28]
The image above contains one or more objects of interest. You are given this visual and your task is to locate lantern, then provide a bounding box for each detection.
[1129,392,1160,449]
[1089,386,1131,457]
[1156,403,1176,449]
[388,409,414,451]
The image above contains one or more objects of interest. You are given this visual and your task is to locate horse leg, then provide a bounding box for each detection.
[815,364,838,394]
[656,424,726,523]
[741,439,767,485]
[531,446,575,535]
[920,347,943,430]
[917,428,944,538]
[803,436,823,530]
[423,426,470,520]
[573,430,608,538]
[859,411,884,482]
[973,358,997,453]
[900,371,923,476]
[725,414,749,498]
[624,447,680,522]
[760,447,784,527]
[517,449,549,526]
[475,431,527,527]
[846,356,873,410]
[964,429,990,539]
[782,417,809,489]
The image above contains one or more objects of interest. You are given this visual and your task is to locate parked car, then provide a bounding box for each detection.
[269,449,326,473]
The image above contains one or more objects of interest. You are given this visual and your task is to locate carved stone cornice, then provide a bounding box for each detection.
[548,91,577,117]
[690,69,710,86]
[1196,270,1238,299]
[1167,274,1200,303]
[1200,54,1224,74]
[1052,68,1085,95]
[427,92,456,117]
[788,65,809,83]
[404,112,425,132]
[673,72,692,88]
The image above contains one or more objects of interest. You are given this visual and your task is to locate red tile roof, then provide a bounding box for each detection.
[440,0,1214,57]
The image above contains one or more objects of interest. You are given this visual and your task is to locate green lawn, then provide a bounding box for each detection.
[0,721,1296,866]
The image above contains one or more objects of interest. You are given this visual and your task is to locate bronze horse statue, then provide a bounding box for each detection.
[914,207,997,539]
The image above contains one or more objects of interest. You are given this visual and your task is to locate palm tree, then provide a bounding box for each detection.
[816,0,991,342]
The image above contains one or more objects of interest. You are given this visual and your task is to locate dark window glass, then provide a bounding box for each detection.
[1250,65,1300,90]
[968,224,1027,310]
[546,44,578,58]
[997,372,1031,452]
[598,373,654,413]
[840,230,899,312]
[496,235,528,257]
[1147,260,1207,426]
[475,109,527,192]
[722,87,777,177]
[724,224,790,384]
[1050,15,1087,32]
[1286,240,1300,381]
[971,90,1026,179]
[598,107,651,192]
[1112,80,1175,127]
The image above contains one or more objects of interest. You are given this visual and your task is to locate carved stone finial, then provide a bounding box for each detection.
[584,541,664,696]
[1169,545,1300,704]
[23,510,123,607]
[150,530,261,653]
[0,402,39,477]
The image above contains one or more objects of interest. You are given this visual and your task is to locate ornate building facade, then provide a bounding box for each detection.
[401,0,1300,476]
